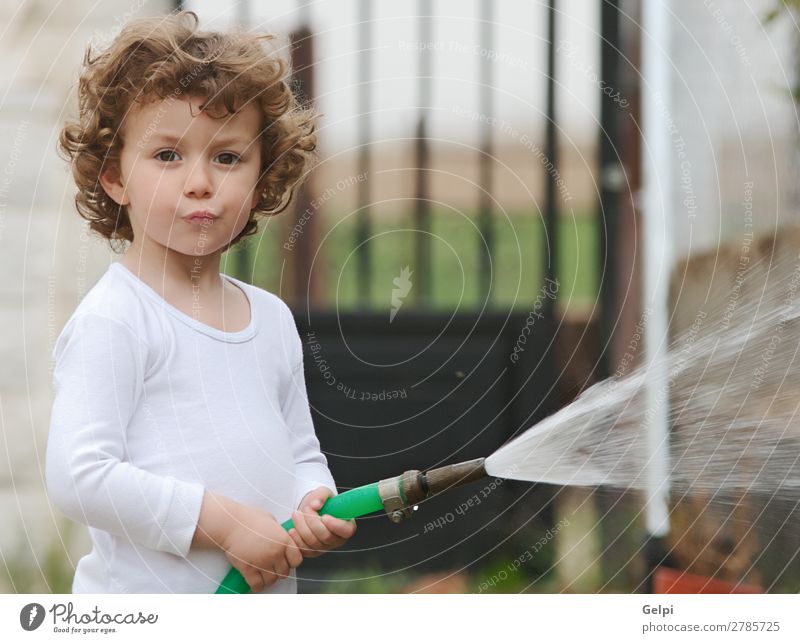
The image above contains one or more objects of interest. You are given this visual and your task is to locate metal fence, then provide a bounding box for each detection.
[216,0,633,589]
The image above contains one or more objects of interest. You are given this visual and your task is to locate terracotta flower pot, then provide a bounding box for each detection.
[654,566,763,594]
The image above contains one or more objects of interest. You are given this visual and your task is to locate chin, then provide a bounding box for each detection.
[165,241,224,258]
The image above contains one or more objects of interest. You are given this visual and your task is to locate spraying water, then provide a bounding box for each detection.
[485,254,800,504]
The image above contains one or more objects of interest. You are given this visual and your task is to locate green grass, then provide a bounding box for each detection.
[224,209,599,314]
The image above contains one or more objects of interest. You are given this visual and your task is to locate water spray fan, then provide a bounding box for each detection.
[216,458,489,593]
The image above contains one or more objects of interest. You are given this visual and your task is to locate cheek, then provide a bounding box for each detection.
[150,168,180,196]
[232,206,253,235]
[130,176,177,229]
[231,172,261,212]
[131,168,172,205]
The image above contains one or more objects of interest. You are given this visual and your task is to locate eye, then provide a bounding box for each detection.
[155,149,180,162]
[216,152,241,165]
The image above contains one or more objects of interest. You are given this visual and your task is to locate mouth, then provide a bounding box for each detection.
[183,210,217,224]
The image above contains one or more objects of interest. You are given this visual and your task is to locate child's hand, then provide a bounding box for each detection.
[288,486,357,558]
[220,503,303,593]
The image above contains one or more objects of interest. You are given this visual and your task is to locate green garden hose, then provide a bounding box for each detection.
[215,482,383,594]
[214,458,488,594]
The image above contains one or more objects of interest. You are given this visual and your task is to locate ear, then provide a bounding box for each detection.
[99,161,130,207]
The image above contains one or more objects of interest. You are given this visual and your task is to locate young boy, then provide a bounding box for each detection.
[46,11,355,593]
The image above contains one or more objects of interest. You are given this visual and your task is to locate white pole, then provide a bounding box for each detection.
[641,0,672,538]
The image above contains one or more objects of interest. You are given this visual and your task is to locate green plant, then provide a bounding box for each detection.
[2,520,76,593]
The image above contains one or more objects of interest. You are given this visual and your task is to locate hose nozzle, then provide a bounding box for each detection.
[423,457,487,495]
[377,457,488,523]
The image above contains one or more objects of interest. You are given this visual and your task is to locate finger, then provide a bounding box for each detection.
[289,528,320,558]
[293,512,322,557]
[293,510,323,553]
[318,527,347,548]
[312,486,334,503]
[300,487,333,513]
[306,512,338,547]
[298,492,319,513]
[322,515,357,539]
[287,527,304,550]
[273,556,290,579]
[285,535,304,567]
[243,567,265,593]
[262,567,278,588]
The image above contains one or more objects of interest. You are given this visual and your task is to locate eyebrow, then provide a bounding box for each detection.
[149,133,251,147]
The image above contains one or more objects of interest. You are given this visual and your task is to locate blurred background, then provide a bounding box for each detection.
[1,0,799,593]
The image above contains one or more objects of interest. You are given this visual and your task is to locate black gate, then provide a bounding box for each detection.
[226,0,633,591]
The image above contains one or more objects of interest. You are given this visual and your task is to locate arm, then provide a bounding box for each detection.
[195,488,303,592]
[190,490,241,550]
[279,306,337,509]
[282,362,337,508]
[279,305,357,559]
[45,313,205,558]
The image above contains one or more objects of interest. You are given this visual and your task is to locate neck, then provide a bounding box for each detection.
[120,237,225,294]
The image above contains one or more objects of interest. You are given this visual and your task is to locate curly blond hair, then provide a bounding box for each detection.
[58,10,317,252]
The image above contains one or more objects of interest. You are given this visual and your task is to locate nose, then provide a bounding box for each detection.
[183,159,213,199]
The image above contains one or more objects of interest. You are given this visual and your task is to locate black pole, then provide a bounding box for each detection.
[414,3,432,307]
[544,0,558,323]
[598,0,622,380]
[478,0,494,304]
[356,0,372,307]
[234,0,253,283]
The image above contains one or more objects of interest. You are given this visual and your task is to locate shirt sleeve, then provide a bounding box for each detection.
[45,313,205,558]
[279,305,338,510]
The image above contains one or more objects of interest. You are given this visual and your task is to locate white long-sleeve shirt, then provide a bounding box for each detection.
[46,261,337,593]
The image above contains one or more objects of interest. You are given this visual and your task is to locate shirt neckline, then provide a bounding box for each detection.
[110,262,257,343]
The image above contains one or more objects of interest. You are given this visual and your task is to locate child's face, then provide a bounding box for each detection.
[101,95,262,259]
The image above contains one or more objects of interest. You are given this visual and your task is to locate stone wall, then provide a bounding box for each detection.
[0,0,171,593]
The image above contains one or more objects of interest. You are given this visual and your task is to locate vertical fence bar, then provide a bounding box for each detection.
[544,0,558,321]
[234,0,253,283]
[478,0,494,304]
[414,3,432,307]
[598,0,622,377]
[356,0,372,307]
[288,23,318,305]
